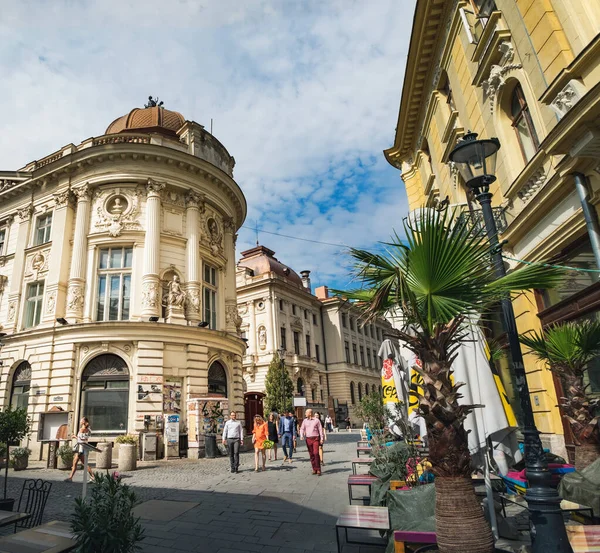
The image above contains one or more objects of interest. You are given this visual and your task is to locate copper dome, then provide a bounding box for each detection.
[238,246,303,287]
[105,106,185,136]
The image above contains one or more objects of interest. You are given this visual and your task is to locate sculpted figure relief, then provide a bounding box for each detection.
[163,275,186,307]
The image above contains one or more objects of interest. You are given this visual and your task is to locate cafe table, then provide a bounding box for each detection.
[0,511,30,529]
[0,520,77,553]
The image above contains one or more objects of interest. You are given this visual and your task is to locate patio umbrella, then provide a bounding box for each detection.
[378,338,408,437]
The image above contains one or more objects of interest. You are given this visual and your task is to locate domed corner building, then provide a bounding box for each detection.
[0,100,247,460]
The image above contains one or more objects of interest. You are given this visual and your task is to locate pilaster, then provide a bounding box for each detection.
[184,191,202,323]
[223,217,238,333]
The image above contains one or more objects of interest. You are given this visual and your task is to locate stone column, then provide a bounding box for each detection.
[6,204,34,331]
[184,191,202,323]
[141,180,165,320]
[223,217,239,333]
[66,185,91,322]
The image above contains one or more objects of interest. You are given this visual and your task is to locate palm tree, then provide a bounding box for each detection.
[520,321,600,470]
[339,208,562,553]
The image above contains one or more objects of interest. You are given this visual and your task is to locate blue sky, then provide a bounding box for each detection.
[0,0,414,290]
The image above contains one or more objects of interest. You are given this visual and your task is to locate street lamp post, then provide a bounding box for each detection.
[449,132,573,553]
[278,347,287,414]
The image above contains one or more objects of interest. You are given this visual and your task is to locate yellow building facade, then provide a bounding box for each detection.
[385,0,600,457]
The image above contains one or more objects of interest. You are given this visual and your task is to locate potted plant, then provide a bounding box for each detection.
[0,406,32,511]
[10,447,31,471]
[340,209,562,553]
[520,320,600,470]
[57,443,75,470]
[71,472,144,552]
[202,401,224,459]
[116,435,138,472]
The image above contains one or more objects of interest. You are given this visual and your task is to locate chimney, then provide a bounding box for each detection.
[315,285,329,300]
[300,270,312,292]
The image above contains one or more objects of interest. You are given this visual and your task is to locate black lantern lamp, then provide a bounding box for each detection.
[448,131,500,196]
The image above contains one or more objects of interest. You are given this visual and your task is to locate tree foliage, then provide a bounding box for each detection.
[71,472,144,553]
[353,391,387,431]
[0,406,31,499]
[264,354,294,413]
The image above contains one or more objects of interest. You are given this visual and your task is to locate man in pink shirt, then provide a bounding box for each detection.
[299,409,324,475]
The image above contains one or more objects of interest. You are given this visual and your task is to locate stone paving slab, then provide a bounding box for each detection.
[133,499,199,521]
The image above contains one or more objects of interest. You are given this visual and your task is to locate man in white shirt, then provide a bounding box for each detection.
[325,414,333,433]
[222,411,244,473]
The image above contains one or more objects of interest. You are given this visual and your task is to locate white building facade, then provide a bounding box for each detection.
[236,246,397,426]
[0,103,247,457]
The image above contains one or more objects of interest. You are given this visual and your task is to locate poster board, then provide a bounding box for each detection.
[37,411,71,442]
[165,414,180,458]
[163,379,182,414]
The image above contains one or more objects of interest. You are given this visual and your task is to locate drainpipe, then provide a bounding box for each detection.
[319,307,330,399]
[574,172,600,269]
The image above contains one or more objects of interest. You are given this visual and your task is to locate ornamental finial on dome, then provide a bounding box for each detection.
[144,96,164,108]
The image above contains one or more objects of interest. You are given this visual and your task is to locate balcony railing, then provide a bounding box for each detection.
[456,206,507,237]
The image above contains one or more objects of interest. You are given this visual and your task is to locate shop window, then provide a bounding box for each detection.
[24,281,44,328]
[81,354,129,433]
[510,84,539,162]
[208,361,228,397]
[35,213,52,246]
[203,264,218,329]
[350,382,355,404]
[96,247,132,321]
[10,362,32,411]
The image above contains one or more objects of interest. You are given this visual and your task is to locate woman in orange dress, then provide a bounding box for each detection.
[252,415,268,472]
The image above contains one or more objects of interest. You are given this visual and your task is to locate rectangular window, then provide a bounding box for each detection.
[311,388,316,401]
[315,344,320,363]
[293,331,300,355]
[320,389,324,401]
[373,351,379,368]
[342,313,347,328]
[305,334,311,357]
[345,341,350,363]
[203,264,218,329]
[304,309,308,320]
[350,317,355,331]
[35,213,53,245]
[370,326,375,339]
[24,281,44,328]
[376,327,380,341]
[96,247,133,322]
[360,346,365,366]
[353,343,358,365]
[292,304,297,316]
[312,313,317,325]
[0,227,5,255]
[367,348,371,368]
[279,299,284,311]
[280,327,287,350]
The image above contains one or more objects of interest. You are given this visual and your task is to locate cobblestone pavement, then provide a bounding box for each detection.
[2,432,532,552]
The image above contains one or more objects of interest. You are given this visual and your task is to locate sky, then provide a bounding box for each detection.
[0,0,414,290]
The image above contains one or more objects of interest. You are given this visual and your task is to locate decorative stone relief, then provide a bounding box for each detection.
[46,291,56,313]
[226,304,243,333]
[7,301,16,322]
[16,204,34,222]
[66,284,84,312]
[498,41,515,65]
[53,190,74,208]
[141,281,160,309]
[206,217,223,256]
[0,180,19,194]
[160,187,186,208]
[0,275,7,294]
[550,80,586,119]
[94,188,142,237]
[73,184,91,202]
[223,216,236,234]
[24,248,50,278]
[162,275,186,308]
[257,326,267,350]
[186,288,200,311]
[146,179,166,197]
[237,303,248,316]
[517,168,547,203]
[480,42,522,114]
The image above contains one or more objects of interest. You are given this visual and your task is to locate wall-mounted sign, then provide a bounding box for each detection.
[53,396,64,402]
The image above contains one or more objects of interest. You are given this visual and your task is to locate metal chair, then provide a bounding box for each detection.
[14,479,52,531]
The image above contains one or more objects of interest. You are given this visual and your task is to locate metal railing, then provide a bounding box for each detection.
[456,206,507,237]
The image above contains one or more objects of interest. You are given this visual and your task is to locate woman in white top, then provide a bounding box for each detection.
[66,417,95,482]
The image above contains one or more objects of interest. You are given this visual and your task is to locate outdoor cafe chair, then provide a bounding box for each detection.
[14,479,52,532]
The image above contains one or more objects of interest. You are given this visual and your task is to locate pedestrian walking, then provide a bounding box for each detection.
[315,412,327,466]
[278,411,296,463]
[221,410,244,473]
[299,409,324,476]
[252,414,268,472]
[325,414,333,433]
[267,413,279,461]
[65,417,95,482]
[345,416,352,431]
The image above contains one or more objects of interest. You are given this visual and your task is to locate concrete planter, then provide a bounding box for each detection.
[96,442,113,470]
[57,456,71,470]
[13,456,28,471]
[118,444,137,472]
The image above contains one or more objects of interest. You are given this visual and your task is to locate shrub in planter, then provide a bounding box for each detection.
[57,444,75,470]
[10,447,31,471]
[0,407,32,510]
[71,472,144,553]
[116,435,138,472]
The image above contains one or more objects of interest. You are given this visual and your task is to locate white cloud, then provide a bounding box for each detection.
[0,0,413,289]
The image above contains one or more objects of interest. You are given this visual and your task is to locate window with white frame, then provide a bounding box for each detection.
[0,227,6,255]
[204,264,218,329]
[35,213,53,245]
[24,281,44,328]
[96,247,132,321]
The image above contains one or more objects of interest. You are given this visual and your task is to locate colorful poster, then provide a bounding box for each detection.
[163,379,182,414]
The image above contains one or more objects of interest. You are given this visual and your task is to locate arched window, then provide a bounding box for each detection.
[365,384,370,395]
[358,383,363,401]
[81,354,129,433]
[10,362,31,411]
[208,362,228,397]
[297,378,304,396]
[379,385,383,394]
[350,382,355,404]
[510,84,539,162]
